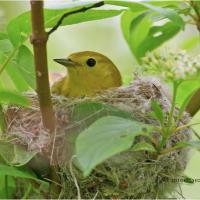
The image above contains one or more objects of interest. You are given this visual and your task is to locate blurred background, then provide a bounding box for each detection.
[0,1,200,198]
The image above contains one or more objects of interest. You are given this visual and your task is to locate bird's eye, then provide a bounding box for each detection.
[86,58,96,67]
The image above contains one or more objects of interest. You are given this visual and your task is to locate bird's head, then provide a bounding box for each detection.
[54,51,122,96]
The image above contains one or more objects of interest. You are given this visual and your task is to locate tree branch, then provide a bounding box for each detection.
[30,0,55,132]
[47,1,104,36]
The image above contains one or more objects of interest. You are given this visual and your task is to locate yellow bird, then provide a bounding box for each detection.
[51,51,122,97]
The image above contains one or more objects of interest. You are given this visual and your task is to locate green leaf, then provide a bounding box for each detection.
[173,141,200,151]
[106,0,179,9]
[0,32,8,40]
[151,100,164,126]
[136,21,180,58]
[0,176,15,198]
[131,141,156,152]
[106,1,148,12]
[138,3,184,28]
[122,15,181,58]
[121,10,140,44]
[0,163,48,185]
[5,61,30,92]
[7,13,31,47]
[71,102,133,124]
[0,51,29,92]
[45,9,123,28]
[6,6,122,47]
[0,39,13,54]
[16,45,36,89]
[176,80,200,106]
[120,2,184,59]
[129,12,152,54]
[177,89,197,121]
[76,116,151,176]
[0,141,38,166]
[0,90,29,106]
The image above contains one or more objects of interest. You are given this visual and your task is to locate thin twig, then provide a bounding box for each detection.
[47,1,104,36]
[70,155,81,200]
[0,105,7,135]
[50,128,57,165]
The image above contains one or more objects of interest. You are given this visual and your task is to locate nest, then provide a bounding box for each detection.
[5,77,191,199]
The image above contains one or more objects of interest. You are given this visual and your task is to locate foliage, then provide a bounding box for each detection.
[76,116,152,176]
[0,0,200,198]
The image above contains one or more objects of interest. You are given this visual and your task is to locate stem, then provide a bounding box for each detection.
[167,82,179,128]
[0,104,6,135]
[173,122,200,133]
[30,0,55,132]
[158,82,179,151]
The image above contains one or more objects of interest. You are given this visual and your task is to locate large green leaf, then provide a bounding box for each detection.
[176,80,200,106]
[5,61,30,92]
[0,141,38,166]
[0,176,15,198]
[45,9,123,28]
[7,5,123,47]
[131,141,156,152]
[173,141,200,152]
[0,32,8,40]
[106,0,179,9]
[16,45,36,90]
[120,2,184,59]
[106,0,148,12]
[0,51,29,92]
[121,10,140,44]
[129,12,152,53]
[76,116,151,176]
[138,2,184,28]
[136,21,180,58]
[0,39,13,54]
[7,12,31,47]
[0,90,29,107]
[0,163,48,185]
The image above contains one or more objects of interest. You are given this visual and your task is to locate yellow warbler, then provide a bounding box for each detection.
[51,51,122,97]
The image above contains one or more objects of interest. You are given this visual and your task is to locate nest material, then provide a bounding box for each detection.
[5,76,191,199]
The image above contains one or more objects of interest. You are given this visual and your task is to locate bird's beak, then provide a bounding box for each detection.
[53,58,76,67]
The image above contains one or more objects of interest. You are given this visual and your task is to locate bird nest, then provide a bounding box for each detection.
[5,76,191,199]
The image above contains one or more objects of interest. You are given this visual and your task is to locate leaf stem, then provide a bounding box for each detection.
[0,104,7,135]
[173,122,200,133]
[167,82,179,129]
[158,82,179,151]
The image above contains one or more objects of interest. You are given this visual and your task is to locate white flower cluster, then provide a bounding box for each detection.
[141,50,200,81]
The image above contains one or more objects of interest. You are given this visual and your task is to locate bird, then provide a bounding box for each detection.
[51,51,122,97]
